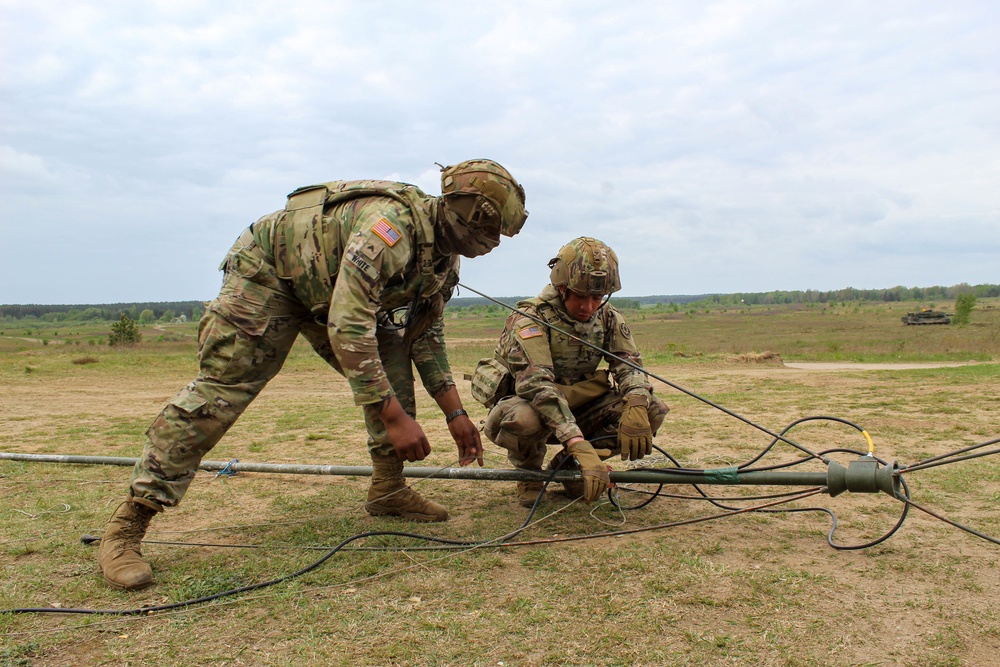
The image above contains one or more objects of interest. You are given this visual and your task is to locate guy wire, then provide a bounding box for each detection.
[457,282,822,461]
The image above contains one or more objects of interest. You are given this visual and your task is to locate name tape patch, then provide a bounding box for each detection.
[347,251,379,281]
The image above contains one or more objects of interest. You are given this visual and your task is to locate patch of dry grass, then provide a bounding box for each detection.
[2,304,1000,666]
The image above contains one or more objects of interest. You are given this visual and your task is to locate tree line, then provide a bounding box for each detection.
[0,301,206,322]
[445,282,997,314]
[711,282,996,306]
[1,282,995,322]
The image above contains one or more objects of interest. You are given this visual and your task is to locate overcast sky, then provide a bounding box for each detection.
[2,1,997,304]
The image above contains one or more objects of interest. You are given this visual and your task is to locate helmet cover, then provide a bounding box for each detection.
[439,159,528,238]
[547,237,621,296]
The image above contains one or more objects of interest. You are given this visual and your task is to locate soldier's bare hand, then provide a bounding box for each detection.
[381,397,431,462]
[392,436,431,462]
[448,415,484,467]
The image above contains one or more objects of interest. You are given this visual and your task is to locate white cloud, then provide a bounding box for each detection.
[1,0,997,303]
[0,146,55,182]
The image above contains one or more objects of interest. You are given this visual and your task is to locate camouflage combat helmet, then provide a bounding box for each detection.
[548,237,621,296]
[436,159,528,257]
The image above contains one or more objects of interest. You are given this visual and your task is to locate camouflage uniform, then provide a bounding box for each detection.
[100,162,526,591]
[482,284,669,469]
[130,181,459,507]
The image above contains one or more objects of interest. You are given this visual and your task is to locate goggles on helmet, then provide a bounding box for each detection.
[439,159,528,237]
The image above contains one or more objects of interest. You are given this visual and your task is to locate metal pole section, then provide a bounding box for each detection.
[1,451,830,487]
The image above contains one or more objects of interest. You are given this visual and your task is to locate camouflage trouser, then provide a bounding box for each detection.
[483,391,669,469]
[129,230,415,508]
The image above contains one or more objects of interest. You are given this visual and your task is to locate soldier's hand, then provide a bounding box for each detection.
[381,397,431,462]
[566,439,610,502]
[448,413,484,467]
[618,393,653,461]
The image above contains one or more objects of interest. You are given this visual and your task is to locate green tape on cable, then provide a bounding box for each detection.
[703,467,740,484]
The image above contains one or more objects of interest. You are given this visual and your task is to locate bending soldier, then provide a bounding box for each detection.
[99,159,528,590]
[473,237,668,507]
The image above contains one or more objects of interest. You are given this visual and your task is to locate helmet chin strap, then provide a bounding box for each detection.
[432,197,461,255]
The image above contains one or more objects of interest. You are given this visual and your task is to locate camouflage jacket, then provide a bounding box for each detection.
[251,180,459,405]
[494,284,651,443]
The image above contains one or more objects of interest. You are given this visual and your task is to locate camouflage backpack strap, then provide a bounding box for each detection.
[374,188,451,341]
[276,179,433,315]
[410,198,436,284]
[275,184,327,281]
[325,179,438,287]
[532,298,566,335]
[274,184,334,314]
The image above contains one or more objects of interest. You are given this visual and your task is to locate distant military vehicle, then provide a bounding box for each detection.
[901,309,952,325]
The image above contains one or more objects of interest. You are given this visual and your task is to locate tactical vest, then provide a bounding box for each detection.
[273,180,455,319]
[517,296,607,385]
[471,296,610,409]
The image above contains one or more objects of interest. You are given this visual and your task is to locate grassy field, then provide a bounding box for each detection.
[1,300,999,666]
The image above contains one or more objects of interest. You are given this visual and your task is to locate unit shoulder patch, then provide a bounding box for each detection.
[619,322,631,339]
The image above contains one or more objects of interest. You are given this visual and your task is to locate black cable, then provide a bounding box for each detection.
[898,437,1000,473]
[7,286,995,615]
[0,438,930,617]
[736,416,872,471]
[12,486,833,618]
[5,413,981,617]
[5,462,567,616]
[7,529,426,616]
[605,410,912,550]
[902,435,1000,469]
[3,440,830,616]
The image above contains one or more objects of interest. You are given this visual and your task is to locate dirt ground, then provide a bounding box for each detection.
[2,355,999,666]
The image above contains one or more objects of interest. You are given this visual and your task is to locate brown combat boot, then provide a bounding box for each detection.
[516,480,545,508]
[364,454,449,522]
[98,497,161,590]
[548,450,584,499]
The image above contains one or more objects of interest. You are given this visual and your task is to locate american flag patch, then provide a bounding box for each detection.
[372,218,401,247]
[518,325,543,339]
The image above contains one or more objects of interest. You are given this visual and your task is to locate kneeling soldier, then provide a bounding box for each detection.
[472,237,669,507]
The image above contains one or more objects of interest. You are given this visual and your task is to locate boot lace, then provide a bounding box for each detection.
[109,505,149,556]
